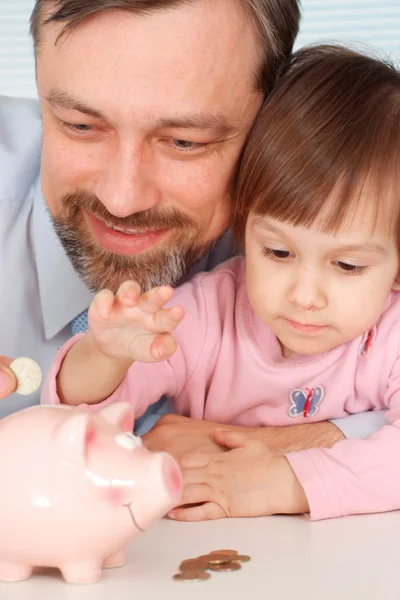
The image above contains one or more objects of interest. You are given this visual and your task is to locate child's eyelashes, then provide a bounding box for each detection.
[334,262,369,276]
[262,247,292,260]
[262,247,369,276]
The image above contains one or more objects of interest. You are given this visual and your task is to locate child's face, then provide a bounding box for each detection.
[245,209,400,357]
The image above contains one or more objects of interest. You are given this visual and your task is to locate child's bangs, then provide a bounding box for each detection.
[251,146,400,238]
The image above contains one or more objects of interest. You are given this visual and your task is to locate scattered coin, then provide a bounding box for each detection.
[179,559,208,572]
[199,553,231,565]
[173,571,210,582]
[209,549,238,556]
[173,550,250,582]
[209,562,242,572]
[230,554,251,564]
[9,357,42,395]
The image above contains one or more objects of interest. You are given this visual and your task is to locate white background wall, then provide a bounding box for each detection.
[0,0,399,98]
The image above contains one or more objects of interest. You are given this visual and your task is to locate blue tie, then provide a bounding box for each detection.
[71,310,89,335]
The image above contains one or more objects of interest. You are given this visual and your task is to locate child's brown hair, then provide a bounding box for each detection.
[234,44,400,245]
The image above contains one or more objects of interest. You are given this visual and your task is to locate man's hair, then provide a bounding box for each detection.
[30,0,301,94]
[233,44,400,245]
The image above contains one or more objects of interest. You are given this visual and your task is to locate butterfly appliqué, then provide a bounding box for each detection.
[288,386,324,418]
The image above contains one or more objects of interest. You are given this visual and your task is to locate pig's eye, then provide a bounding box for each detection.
[115,432,143,450]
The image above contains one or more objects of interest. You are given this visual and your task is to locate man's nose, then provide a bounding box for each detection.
[95,142,159,218]
[288,268,327,311]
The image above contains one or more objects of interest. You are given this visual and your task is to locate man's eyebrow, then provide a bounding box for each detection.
[152,114,236,135]
[45,90,106,120]
[45,90,235,135]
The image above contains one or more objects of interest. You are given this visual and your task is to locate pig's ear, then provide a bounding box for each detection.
[99,402,135,432]
[55,412,96,464]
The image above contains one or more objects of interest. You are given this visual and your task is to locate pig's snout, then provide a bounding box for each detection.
[162,454,183,503]
[127,451,183,531]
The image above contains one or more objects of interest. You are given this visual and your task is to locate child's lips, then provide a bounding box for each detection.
[284,318,327,333]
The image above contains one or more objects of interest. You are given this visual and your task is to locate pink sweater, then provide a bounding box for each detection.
[42,257,400,521]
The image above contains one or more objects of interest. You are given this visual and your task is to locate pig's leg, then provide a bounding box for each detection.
[60,562,102,584]
[103,549,127,568]
[0,562,32,582]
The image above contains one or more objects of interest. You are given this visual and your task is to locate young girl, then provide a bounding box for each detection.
[42,44,400,523]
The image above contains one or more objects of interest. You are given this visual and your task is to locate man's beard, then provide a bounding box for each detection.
[50,190,219,293]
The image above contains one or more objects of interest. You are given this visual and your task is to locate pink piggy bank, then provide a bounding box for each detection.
[0,401,182,584]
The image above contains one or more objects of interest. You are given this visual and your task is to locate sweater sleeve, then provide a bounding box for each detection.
[40,332,179,419]
[40,277,210,420]
[286,352,400,520]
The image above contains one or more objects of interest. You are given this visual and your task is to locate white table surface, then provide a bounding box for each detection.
[0,511,398,600]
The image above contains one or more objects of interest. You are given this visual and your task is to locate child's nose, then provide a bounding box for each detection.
[288,270,327,310]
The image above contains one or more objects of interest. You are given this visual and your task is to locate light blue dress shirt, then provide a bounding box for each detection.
[0,95,93,418]
[0,94,389,439]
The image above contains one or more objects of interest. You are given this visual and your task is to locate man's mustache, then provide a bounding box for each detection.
[60,190,197,230]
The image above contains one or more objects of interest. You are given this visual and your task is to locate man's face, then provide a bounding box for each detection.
[36,0,263,292]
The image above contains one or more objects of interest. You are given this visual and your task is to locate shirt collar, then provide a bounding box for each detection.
[31,178,93,340]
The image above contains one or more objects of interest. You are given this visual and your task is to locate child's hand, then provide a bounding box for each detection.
[168,430,309,521]
[87,281,185,362]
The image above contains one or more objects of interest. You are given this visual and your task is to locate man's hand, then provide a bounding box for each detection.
[142,414,227,456]
[168,430,309,521]
[0,356,17,399]
[142,413,345,458]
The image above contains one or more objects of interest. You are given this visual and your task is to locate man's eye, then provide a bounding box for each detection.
[62,121,93,133]
[335,261,367,275]
[262,248,291,260]
[170,139,205,152]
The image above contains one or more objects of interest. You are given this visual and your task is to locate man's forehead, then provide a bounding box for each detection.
[37,2,262,126]
[37,0,259,82]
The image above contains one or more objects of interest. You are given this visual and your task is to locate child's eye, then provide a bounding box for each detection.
[262,248,292,260]
[335,261,368,275]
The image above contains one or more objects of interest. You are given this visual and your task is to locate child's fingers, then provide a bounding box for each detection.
[116,280,141,308]
[150,333,178,360]
[180,465,214,488]
[177,452,209,470]
[152,305,185,331]
[213,429,248,450]
[168,501,225,522]
[180,482,212,506]
[90,289,116,320]
[136,286,175,314]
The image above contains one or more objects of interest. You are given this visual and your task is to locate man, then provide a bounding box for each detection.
[0,0,387,458]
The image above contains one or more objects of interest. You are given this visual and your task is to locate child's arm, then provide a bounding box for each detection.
[56,333,134,406]
[56,281,185,406]
[170,394,400,522]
